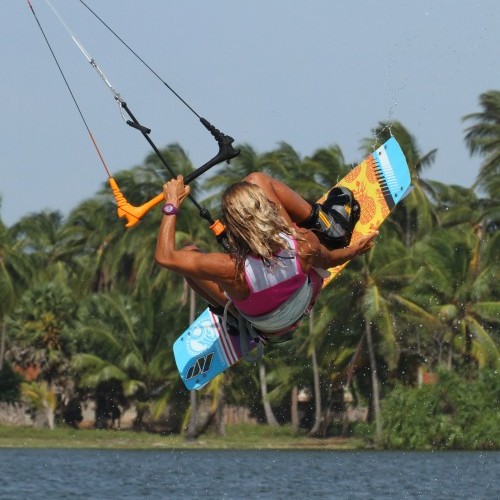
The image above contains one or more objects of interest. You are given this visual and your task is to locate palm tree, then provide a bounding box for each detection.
[6,272,80,424]
[254,143,348,428]
[425,181,480,229]
[463,90,500,197]
[203,144,265,193]
[21,380,57,429]
[330,225,413,445]
[11,211,65,265]
[185,287,199,439]
[0,210,33,369]
[2,207,87,421]
[255,142,349,201]
[62,196,122,295]
[60,144,199,297]
[306,310,322,436]
[201,140,338,208]
[463,90,500,231]
[260,142,320,193]
[72,291,186,429]
[393,227,499,370]
[117,146,229,437]
[307,144,350,196]
[258,360,279,426]
[115,144,222,293]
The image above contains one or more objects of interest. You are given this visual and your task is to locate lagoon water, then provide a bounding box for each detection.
[0,449,498,499]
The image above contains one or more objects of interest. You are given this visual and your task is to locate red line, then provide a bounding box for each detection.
[211,312,238,366]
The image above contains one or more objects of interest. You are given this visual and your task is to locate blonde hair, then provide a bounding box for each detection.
[221,181,296,272]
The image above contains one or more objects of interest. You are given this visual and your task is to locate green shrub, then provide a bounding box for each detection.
[381,369,500,450]
[351,421,374,441]
[0,363,23,403]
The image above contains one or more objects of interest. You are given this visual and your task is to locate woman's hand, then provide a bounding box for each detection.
[351,231,378,257]
[163,175,190,207]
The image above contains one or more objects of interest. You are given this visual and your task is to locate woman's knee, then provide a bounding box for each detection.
[243,172,271,188]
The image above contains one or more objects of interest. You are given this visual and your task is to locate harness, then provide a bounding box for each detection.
[221,234,326,358]
[238,276,314,333]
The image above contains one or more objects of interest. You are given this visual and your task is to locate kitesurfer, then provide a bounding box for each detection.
[155,173,377,341]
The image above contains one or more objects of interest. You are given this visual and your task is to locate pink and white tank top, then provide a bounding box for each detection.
[230,233,309,317]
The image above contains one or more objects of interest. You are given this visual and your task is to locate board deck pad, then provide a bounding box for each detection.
[174,137,411,390]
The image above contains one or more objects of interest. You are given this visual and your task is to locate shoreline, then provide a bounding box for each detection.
[0,424,365,451]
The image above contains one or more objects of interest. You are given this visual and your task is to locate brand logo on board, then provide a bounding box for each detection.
[186,352,214,380]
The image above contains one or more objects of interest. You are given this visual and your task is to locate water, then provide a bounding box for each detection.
[0,449,498,499]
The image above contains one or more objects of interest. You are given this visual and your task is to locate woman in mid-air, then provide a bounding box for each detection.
[155,172,377,341]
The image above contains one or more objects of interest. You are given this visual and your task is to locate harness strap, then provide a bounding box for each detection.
[239,276,314,332]
[222,299,264,362]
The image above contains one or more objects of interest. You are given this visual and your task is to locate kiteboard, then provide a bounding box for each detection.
[174,137,412,390]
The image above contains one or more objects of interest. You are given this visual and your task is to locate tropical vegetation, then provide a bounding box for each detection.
[0,91,498,449]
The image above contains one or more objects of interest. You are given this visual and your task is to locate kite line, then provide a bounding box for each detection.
[27,0,238,248]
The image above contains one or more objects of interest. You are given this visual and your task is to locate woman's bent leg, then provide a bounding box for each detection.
[184,276,227,309]
[243,172,313,224]
[243,171,350,250]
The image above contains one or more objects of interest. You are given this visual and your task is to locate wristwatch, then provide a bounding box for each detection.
[161,203,179,216]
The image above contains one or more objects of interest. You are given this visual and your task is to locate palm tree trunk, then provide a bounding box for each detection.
[46,404,55,430]
[215,385,226,436]
[0,322,5,370]
[405,208,412,248]
[186,287,198,438]
[259,362,279,426]
[447,325,458,370]
[365,320,383,446]
[308,311,322,436]
[291,386,299,433]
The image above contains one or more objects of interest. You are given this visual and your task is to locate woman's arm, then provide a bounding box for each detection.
[154,176,235,282]
[298,228,379,270]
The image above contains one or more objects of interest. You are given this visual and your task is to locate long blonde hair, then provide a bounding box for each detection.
[221,181,296,272]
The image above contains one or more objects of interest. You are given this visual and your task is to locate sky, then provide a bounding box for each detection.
[1,0,499,226]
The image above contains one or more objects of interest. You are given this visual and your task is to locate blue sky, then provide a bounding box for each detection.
[2,0,499,225]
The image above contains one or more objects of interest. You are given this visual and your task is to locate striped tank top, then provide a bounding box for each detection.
[230,233,310,317]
